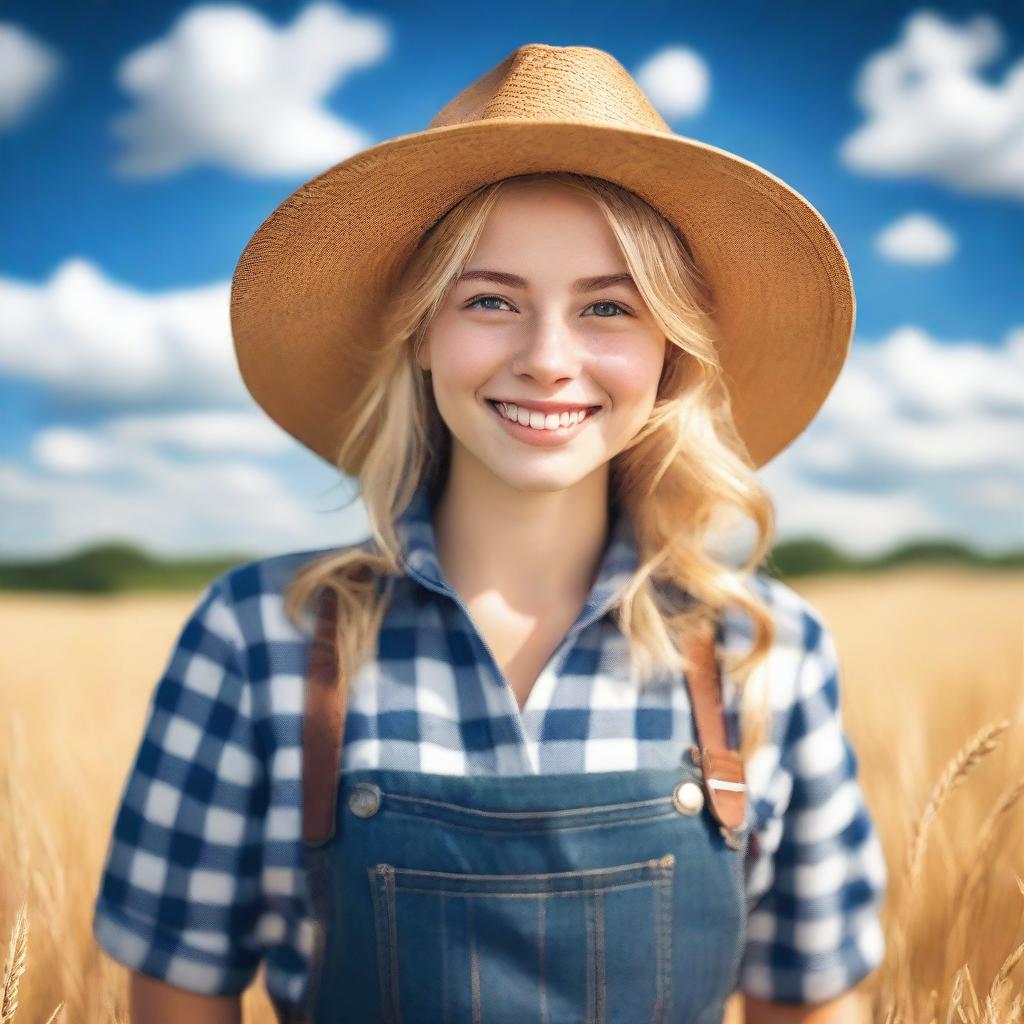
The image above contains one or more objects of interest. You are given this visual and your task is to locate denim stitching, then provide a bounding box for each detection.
[371,865,403,1024]
[378,808,684,837]
[381,791,685,819]
[382,855,675,884]
[585,891,596,1023]
[385,867,402,1023]
[595,889,606,1024]
[654,873,674,1023]
[468,898,481,1024]
[440,894,450,1024]
[538,897,549,1024]
[370,866,395,1024]
[389,881,666,899]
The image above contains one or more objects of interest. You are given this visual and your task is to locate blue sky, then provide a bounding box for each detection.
[1,1,1022,559]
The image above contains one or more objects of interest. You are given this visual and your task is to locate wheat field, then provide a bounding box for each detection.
[2,567,1022,1022]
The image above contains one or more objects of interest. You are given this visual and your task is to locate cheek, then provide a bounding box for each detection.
[424,318,500,390]
[433,346,497,394]
[597,343,665,402]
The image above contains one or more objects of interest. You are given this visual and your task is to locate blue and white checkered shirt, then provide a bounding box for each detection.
[92,482,887,1008]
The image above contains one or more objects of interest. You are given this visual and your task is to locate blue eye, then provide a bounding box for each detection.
[468,295,514,312]
[587,301,630,317]
[466,296,631,317]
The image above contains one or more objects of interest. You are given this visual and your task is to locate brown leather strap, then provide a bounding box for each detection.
[303,586,345,845]
[301,586,746,845]
[682,619,747,839]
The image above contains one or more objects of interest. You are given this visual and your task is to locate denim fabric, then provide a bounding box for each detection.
[301,764,748,1024]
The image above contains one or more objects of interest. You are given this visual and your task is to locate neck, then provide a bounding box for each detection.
[431,457,612,616]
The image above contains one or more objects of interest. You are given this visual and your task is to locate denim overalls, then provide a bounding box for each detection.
[272,586,749,1024]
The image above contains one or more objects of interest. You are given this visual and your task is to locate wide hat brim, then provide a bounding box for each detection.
[230,118,854,475]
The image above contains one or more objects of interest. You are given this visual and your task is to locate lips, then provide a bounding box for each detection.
[486,399,602,415]
[485,398,600,444]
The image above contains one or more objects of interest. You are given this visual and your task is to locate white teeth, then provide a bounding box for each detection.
[495,402,593,431]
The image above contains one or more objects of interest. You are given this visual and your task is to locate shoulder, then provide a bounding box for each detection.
[214,544,345,609]
[720,568,830,653]
[208,541,369,642]
[195,543,371,727]
[718,568,837,720]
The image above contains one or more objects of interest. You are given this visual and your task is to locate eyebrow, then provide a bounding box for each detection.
[456,269,639,294]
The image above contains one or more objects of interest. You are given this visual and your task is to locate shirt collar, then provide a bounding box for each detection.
[394,481,640,619]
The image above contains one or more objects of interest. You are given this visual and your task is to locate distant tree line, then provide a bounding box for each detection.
[0,538,1021,593]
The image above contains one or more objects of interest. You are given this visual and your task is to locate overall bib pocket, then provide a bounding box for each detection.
[369,855,676,1024]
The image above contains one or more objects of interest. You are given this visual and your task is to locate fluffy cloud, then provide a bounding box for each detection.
[110,2,390,178]
[875,212,957,264]
[1,441,358,557]
[633,46,710,120]
[762,326,1024,555]
[0,22,60,129]
[839,10,1024,199]
[0,259,244,408]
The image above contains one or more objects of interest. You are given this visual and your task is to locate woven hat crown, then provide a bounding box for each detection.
[429,44,672,134]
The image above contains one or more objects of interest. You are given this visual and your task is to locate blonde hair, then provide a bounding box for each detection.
[284,171,778,761]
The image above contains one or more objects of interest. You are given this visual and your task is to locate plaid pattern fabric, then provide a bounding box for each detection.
[92,483,887,1007]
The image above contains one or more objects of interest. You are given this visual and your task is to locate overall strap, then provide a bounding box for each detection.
[303,586,344,845]
[681,620,748,841]
[301,586,746,845]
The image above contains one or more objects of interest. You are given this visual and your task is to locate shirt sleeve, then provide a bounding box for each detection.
[91,574,268,996]
[738,607,888,1003]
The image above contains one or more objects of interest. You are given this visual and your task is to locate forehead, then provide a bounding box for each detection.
[470,183,623,262]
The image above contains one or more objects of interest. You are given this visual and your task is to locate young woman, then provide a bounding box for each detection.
[93,44,887,1023]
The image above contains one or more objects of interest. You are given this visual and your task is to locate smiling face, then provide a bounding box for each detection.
[416,179,668,496]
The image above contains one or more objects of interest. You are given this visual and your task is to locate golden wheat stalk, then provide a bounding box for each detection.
[945,772,1024,975]
[947,967,965,1024]
[1,905,28,1024]
[42,1002,64,1024]
[964,775,1024,909]
[884,719,1011,1024]
[903,720,1011,891]
[986,937,1024,1012]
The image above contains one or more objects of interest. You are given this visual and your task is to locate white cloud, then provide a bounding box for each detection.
[839,10,1024,200]
[103,410,293,455]
[0,259,244,407]
[633,45,710,120]
[875,212,957,264]
[110,2,390,178]
[763,326,1024,556]
[0,22,60,129]
[3,433,364,558]
[32,429,113,475]
[832,326,1024,421]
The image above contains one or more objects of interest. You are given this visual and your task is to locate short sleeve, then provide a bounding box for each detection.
[738,609,887,1003]
[92,575,268,996]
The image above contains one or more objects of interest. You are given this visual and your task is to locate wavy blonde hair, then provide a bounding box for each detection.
[284,171,779,762]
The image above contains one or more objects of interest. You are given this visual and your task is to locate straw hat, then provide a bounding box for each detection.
[230,42,854,475]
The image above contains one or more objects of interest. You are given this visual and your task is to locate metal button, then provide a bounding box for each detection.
[348,783,382,818]
[672,780,705,816]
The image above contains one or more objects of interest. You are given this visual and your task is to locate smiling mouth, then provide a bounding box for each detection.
[486,399,601,431]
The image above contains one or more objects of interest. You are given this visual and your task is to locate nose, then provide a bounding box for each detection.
[510,314,583,385]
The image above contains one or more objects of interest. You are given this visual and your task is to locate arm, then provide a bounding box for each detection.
[744,990,869,1024]
[735,591,887,1011]
[91,577,268,1009]
[130,972,242,1024]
